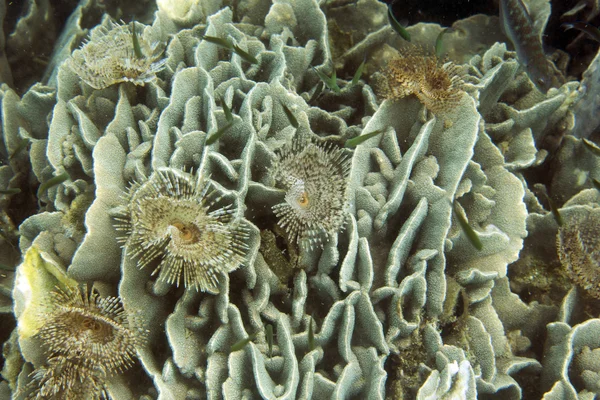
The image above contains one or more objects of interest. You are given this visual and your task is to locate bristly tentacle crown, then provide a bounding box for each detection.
[67,20,167,89]
[114,167,249,292]
[381,45,465,113]
[29,285,146,399]
[270,140,351,249]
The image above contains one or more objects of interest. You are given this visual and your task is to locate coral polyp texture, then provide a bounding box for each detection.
[67,20,166,89]
[270,141,350,248]
[557,206,600,299]
[115,168,249,291]
[382,46,465,113]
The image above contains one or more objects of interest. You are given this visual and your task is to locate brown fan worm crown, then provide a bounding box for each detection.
[28,285,145,399]
[382,46,464,113]
[35,285,146,374]
[26,359,108,400]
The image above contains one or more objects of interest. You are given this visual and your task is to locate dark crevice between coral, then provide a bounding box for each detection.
[228,269,256,332]
[94,0,157,25]
[507,257,569,307]
[0,315,15,372]
[118,363,155,398]
[304,280,334,323]
[511,367,544,400]
[266,289,294,319]
[5,177,38,228]
[383,327,429,400]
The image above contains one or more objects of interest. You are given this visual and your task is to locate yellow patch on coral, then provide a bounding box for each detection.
[14,247,78,339]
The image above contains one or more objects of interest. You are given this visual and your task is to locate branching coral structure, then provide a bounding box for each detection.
[382,46,465,113]
[557,207,600,299]
[67,20,166,89]
[270,140,351,248]
[29,285,145,399]
[115,168,249,292]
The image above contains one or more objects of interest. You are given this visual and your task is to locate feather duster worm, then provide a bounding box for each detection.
[270,141,351,249]
[115,168,248,292]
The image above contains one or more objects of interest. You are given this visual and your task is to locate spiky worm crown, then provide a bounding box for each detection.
[67,20,166,89]
[382,46,464,113]
[36,285,145,374]
[557,208,600,299]
[28,285,144,399]
[270,140,351,248]
[114,167,249,292]
[27,359,108,400]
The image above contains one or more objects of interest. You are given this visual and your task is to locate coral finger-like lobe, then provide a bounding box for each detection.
[115,168,249,291]
[270,141,351,248]
[382,46,464,113]
[67,20,166,89]
[557,207,600,298]
[35,285,145,375]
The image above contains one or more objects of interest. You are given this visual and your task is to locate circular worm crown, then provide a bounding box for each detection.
[114,167,249,292]
[35,285,146,376]
[270,140,351,249]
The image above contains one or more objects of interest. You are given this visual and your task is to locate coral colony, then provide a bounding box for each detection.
[2,0,600,399]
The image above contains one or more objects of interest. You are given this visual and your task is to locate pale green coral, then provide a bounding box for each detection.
[2,0,598,398]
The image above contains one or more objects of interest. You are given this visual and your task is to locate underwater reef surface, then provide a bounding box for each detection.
[1,0,600,398]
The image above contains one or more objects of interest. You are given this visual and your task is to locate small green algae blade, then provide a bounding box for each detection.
[131,22,143,59]
[281,102,299,128]
[345,128,385,148]
[388,5,410,42]
[230,332,257,352]
[453,201,483,251]
[351,57,366,86]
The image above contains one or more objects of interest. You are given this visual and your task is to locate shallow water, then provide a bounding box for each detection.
[1,1,600,399]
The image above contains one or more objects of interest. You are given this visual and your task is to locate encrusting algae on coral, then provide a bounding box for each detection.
[114,168,249,292]
[269,140,351,249]
[67,20,166,89]
[26,284,146,399]
[381,45,465,114]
